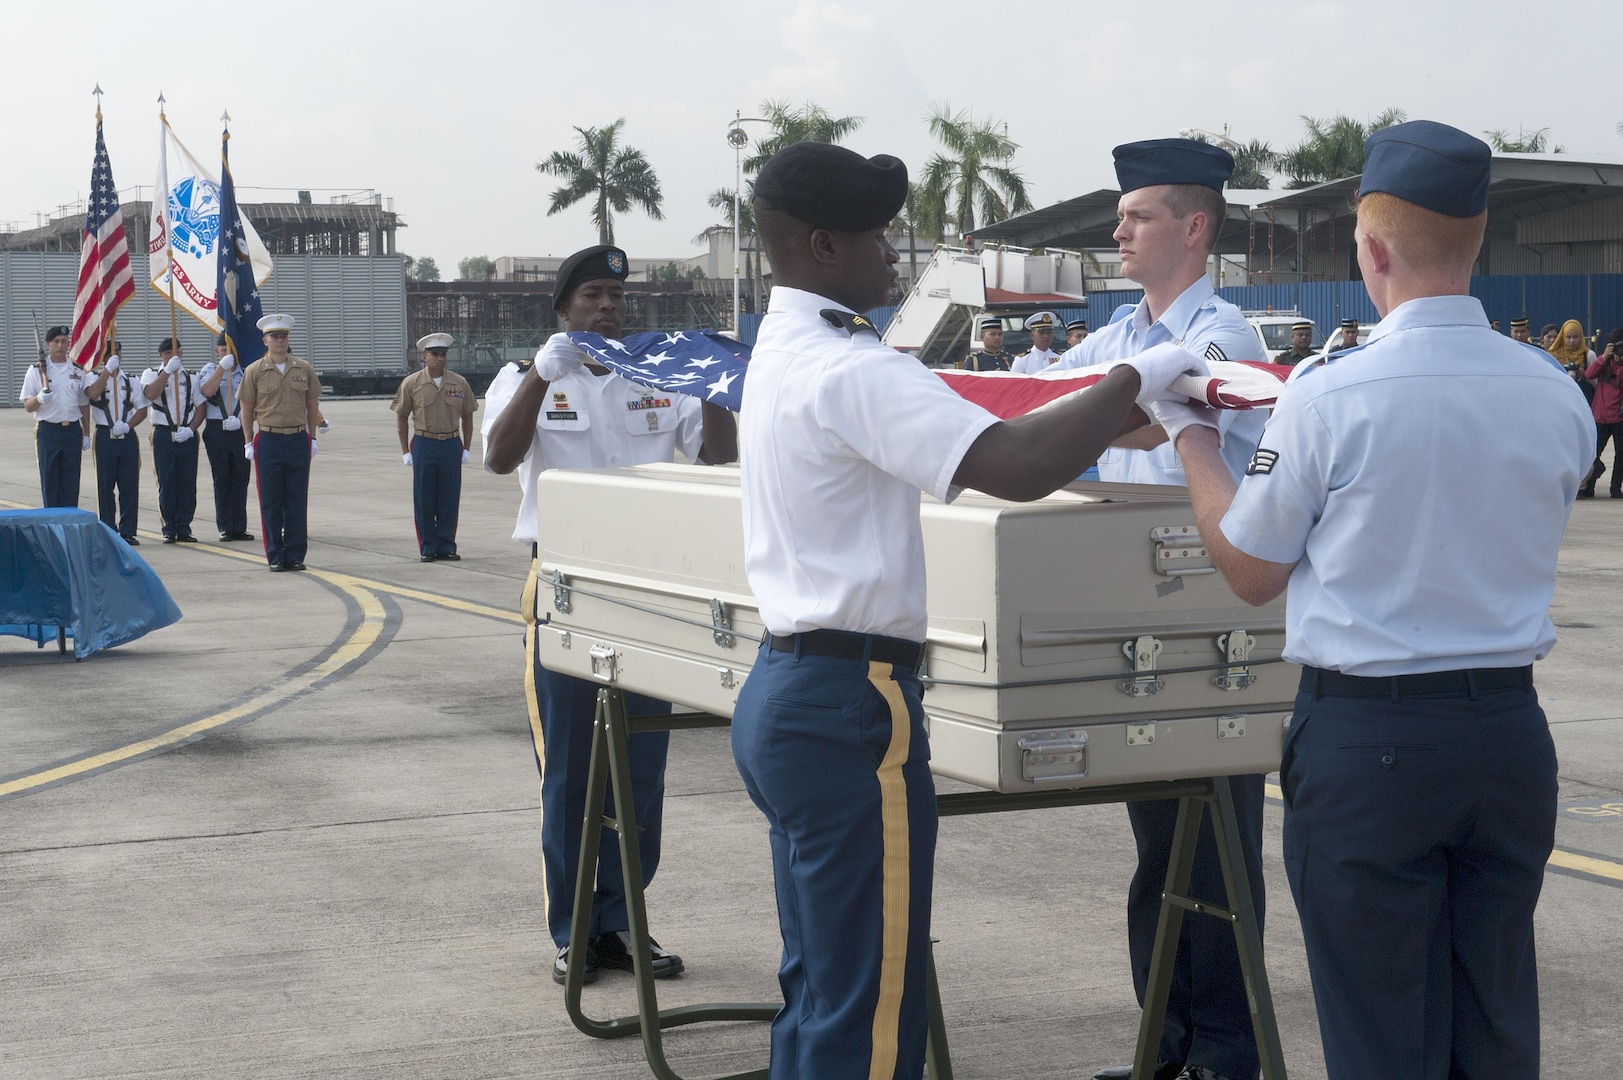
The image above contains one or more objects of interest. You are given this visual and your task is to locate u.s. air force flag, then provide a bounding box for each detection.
[565,330,1291,418]
[149,114,272,330]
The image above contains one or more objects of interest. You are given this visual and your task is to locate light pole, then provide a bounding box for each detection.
[1177,123,1243,153]
[726,112,769,336]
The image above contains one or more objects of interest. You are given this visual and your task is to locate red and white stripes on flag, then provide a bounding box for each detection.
[933,359,1296,419]
[69,114,135,369]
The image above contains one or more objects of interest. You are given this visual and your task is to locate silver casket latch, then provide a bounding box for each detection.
[1214,630,1257,691]
[1017,729,1088,783]
[1151,525,1215,577]
[1120,635,1164,697]
[1217,715,1247,740]
[588,643,617,682]
[551,570,572,614]
[710,598,735,648]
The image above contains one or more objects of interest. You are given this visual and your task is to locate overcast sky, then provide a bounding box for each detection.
[6,0,1618,276]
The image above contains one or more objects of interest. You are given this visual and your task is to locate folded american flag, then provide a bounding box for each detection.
[566,331,1292,418]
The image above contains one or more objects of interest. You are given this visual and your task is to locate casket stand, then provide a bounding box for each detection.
[539,464,1293,1080]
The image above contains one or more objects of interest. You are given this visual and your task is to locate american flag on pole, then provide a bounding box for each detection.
[69,110,135,369]
[565,331,1292,417]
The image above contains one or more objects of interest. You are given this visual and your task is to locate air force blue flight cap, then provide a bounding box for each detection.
[1113,138,1234,193]
[1358,120,1491,217]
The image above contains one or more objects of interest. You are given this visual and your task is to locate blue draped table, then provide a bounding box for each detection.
[0,508,182,660]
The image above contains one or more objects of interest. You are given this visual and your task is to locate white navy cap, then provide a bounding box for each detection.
[257,313,296,333]
[417,332,453,351]
[1023,311,1060,331]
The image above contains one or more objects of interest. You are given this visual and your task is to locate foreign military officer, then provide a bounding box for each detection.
[394,332,477,562]
[482,244,738,986]
[1051,138,1268,1080]
[738,141,1205,1080]
[1335,317,1359,350]
[1066,317,1090,347]
[85,341,147,542]
[1509,315,1534,344]
[1170,120,1593,1080]
[140,338,206,543]
[1275,320,1316,365]
[1011,310,1064,373]
[20,325,92,508]
[198,335,255,542]
[239,314,322,571]
[965,315,1016,370]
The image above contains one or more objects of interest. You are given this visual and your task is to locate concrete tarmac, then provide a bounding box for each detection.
[1,399,1620,1079]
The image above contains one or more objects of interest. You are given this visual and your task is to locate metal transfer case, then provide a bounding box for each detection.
[533,463,1295,793]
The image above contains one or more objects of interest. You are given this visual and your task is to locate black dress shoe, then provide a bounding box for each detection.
[236,531,256,541]
[1092,1061,1185,1080]
[221,533,233,541]
[162,535,176,544]
[592,930,685,979]
[287,562,306,571]
[268,564,287,573]
[1182,1067,1237,1080]
[420,555,436,563]
[552,943,598,985]
[123,536,140,546]
[176,533,198,543]
[438,552,461,561]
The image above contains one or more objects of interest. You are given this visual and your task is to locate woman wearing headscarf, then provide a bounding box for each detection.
[1549,319,1596,404]
[1580,329,1623,498]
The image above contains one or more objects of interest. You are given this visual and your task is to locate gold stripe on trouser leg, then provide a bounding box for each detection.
[866,660,911,1080]
[521,557,547,809]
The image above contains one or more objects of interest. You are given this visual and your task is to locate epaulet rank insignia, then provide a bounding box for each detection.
[516,357,535,372]
[820,309,879,336]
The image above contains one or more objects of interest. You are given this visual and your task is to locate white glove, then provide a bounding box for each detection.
[36,388,53,403]
[1120,343,1208,406]
[220,355,236,371]
[536,332,587,382]
[81,434,91,451]
[244,444,255,462]
[112,421,130,437]
[402,452,414,467]
[106,354,120,373]
[461,448,470,465]
[223,416,241,432]
[318,419,331,434]
[172,426,194,443]
[164,356,182,375]
[310,439,319,457]
[1146,398,1221,450]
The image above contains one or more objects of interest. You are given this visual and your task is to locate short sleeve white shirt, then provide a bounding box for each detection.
[1052,277,1266,483]
[480,362,705,542]
[139,365,201,427]
[196,361,244,420]
[89,372,143,426]
[741,286,1000,641]
[1222,295,1594,675]
[21,361,90,422]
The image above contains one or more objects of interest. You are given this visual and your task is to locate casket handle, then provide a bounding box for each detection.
[1150,524,1216,576]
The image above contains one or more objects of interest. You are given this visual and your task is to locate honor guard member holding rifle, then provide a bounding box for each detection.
[1010,310,1064,373]
[965,315,1016,370]
[86,341,148,543]
[1168,120,1593,1079]
[1050,137,1268,1080]
[239,314,322,572]
[140,338,207,543]
[393,332,477,562]
[198,334,254,542]
[735,141,1208,1080]
[21,325,93,508]
[482,244,738,985]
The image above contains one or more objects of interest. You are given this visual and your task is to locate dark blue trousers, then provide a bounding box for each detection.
[36,422,83,508]
[1281,676,1556,1079]
[254,431,311,567]
[1126,774,1267,1080]
[150,429,199,539]
[732,641,936,1080]
[93,427,141,538]
[202,419,251,535]
[411,435,463,557]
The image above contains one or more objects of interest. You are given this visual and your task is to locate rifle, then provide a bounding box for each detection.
[30,308,49,392]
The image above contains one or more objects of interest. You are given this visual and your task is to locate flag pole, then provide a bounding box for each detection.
[158,94,181,432]
[220,109,235,418]
[93,85,119,423]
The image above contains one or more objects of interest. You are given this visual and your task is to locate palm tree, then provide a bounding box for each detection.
[918,104,1034,239]
[886,182,947,290]
[536,118,664,245]
[1483,126,1564,154]
[1229,139,1280,189]
[742,100,865,175]
[1280,109,1407,188]
[698,187,761,312]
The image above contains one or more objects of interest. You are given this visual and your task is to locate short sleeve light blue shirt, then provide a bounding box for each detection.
[1221,295,1594,675]
[1052,276,1265,483]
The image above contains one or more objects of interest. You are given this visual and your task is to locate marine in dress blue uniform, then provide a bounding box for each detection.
[394,333,477,561]
[1053,138,1268,1080]
[1171,121,1595,1080]
[85,343,147,542]
[20,325,92,508]
[198,336,255,542]
[482,244,738,985]
[738,142,1199,1080]
[239,314,322,571]
[140,338,206,543]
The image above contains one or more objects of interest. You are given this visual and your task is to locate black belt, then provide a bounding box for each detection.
[1302,665,1532,699]
[768,629,924,670]
[43,420,78,427]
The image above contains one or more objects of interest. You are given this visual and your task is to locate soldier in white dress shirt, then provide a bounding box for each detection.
[85,341,148,542]
[140,338,206,543]
[20,325,92,508]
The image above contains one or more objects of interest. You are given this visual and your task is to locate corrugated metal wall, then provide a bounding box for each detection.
[2,252,407,404]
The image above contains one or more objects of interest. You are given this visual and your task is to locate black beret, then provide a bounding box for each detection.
[45,325,70,342]
[754,142,908,231]
[1113,138,1234,193]
[158,338,177,352]
[1358,120,1490,218]
[216,332,229,346]
[553,244,629,312]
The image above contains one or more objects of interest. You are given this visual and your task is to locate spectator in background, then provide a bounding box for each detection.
[1276,320,1315,365]
[1579,329,1623,499]
[1549,318,1596,405]
[1336,318,1360,350]
[966,316,1017,371]
[1011,311,1064,373]
[1540,323,1560,349]
[1510,317,1533,344]
[1066,318,1089,347]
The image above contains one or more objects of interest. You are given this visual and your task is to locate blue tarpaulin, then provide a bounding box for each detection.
[0,508,182,660]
